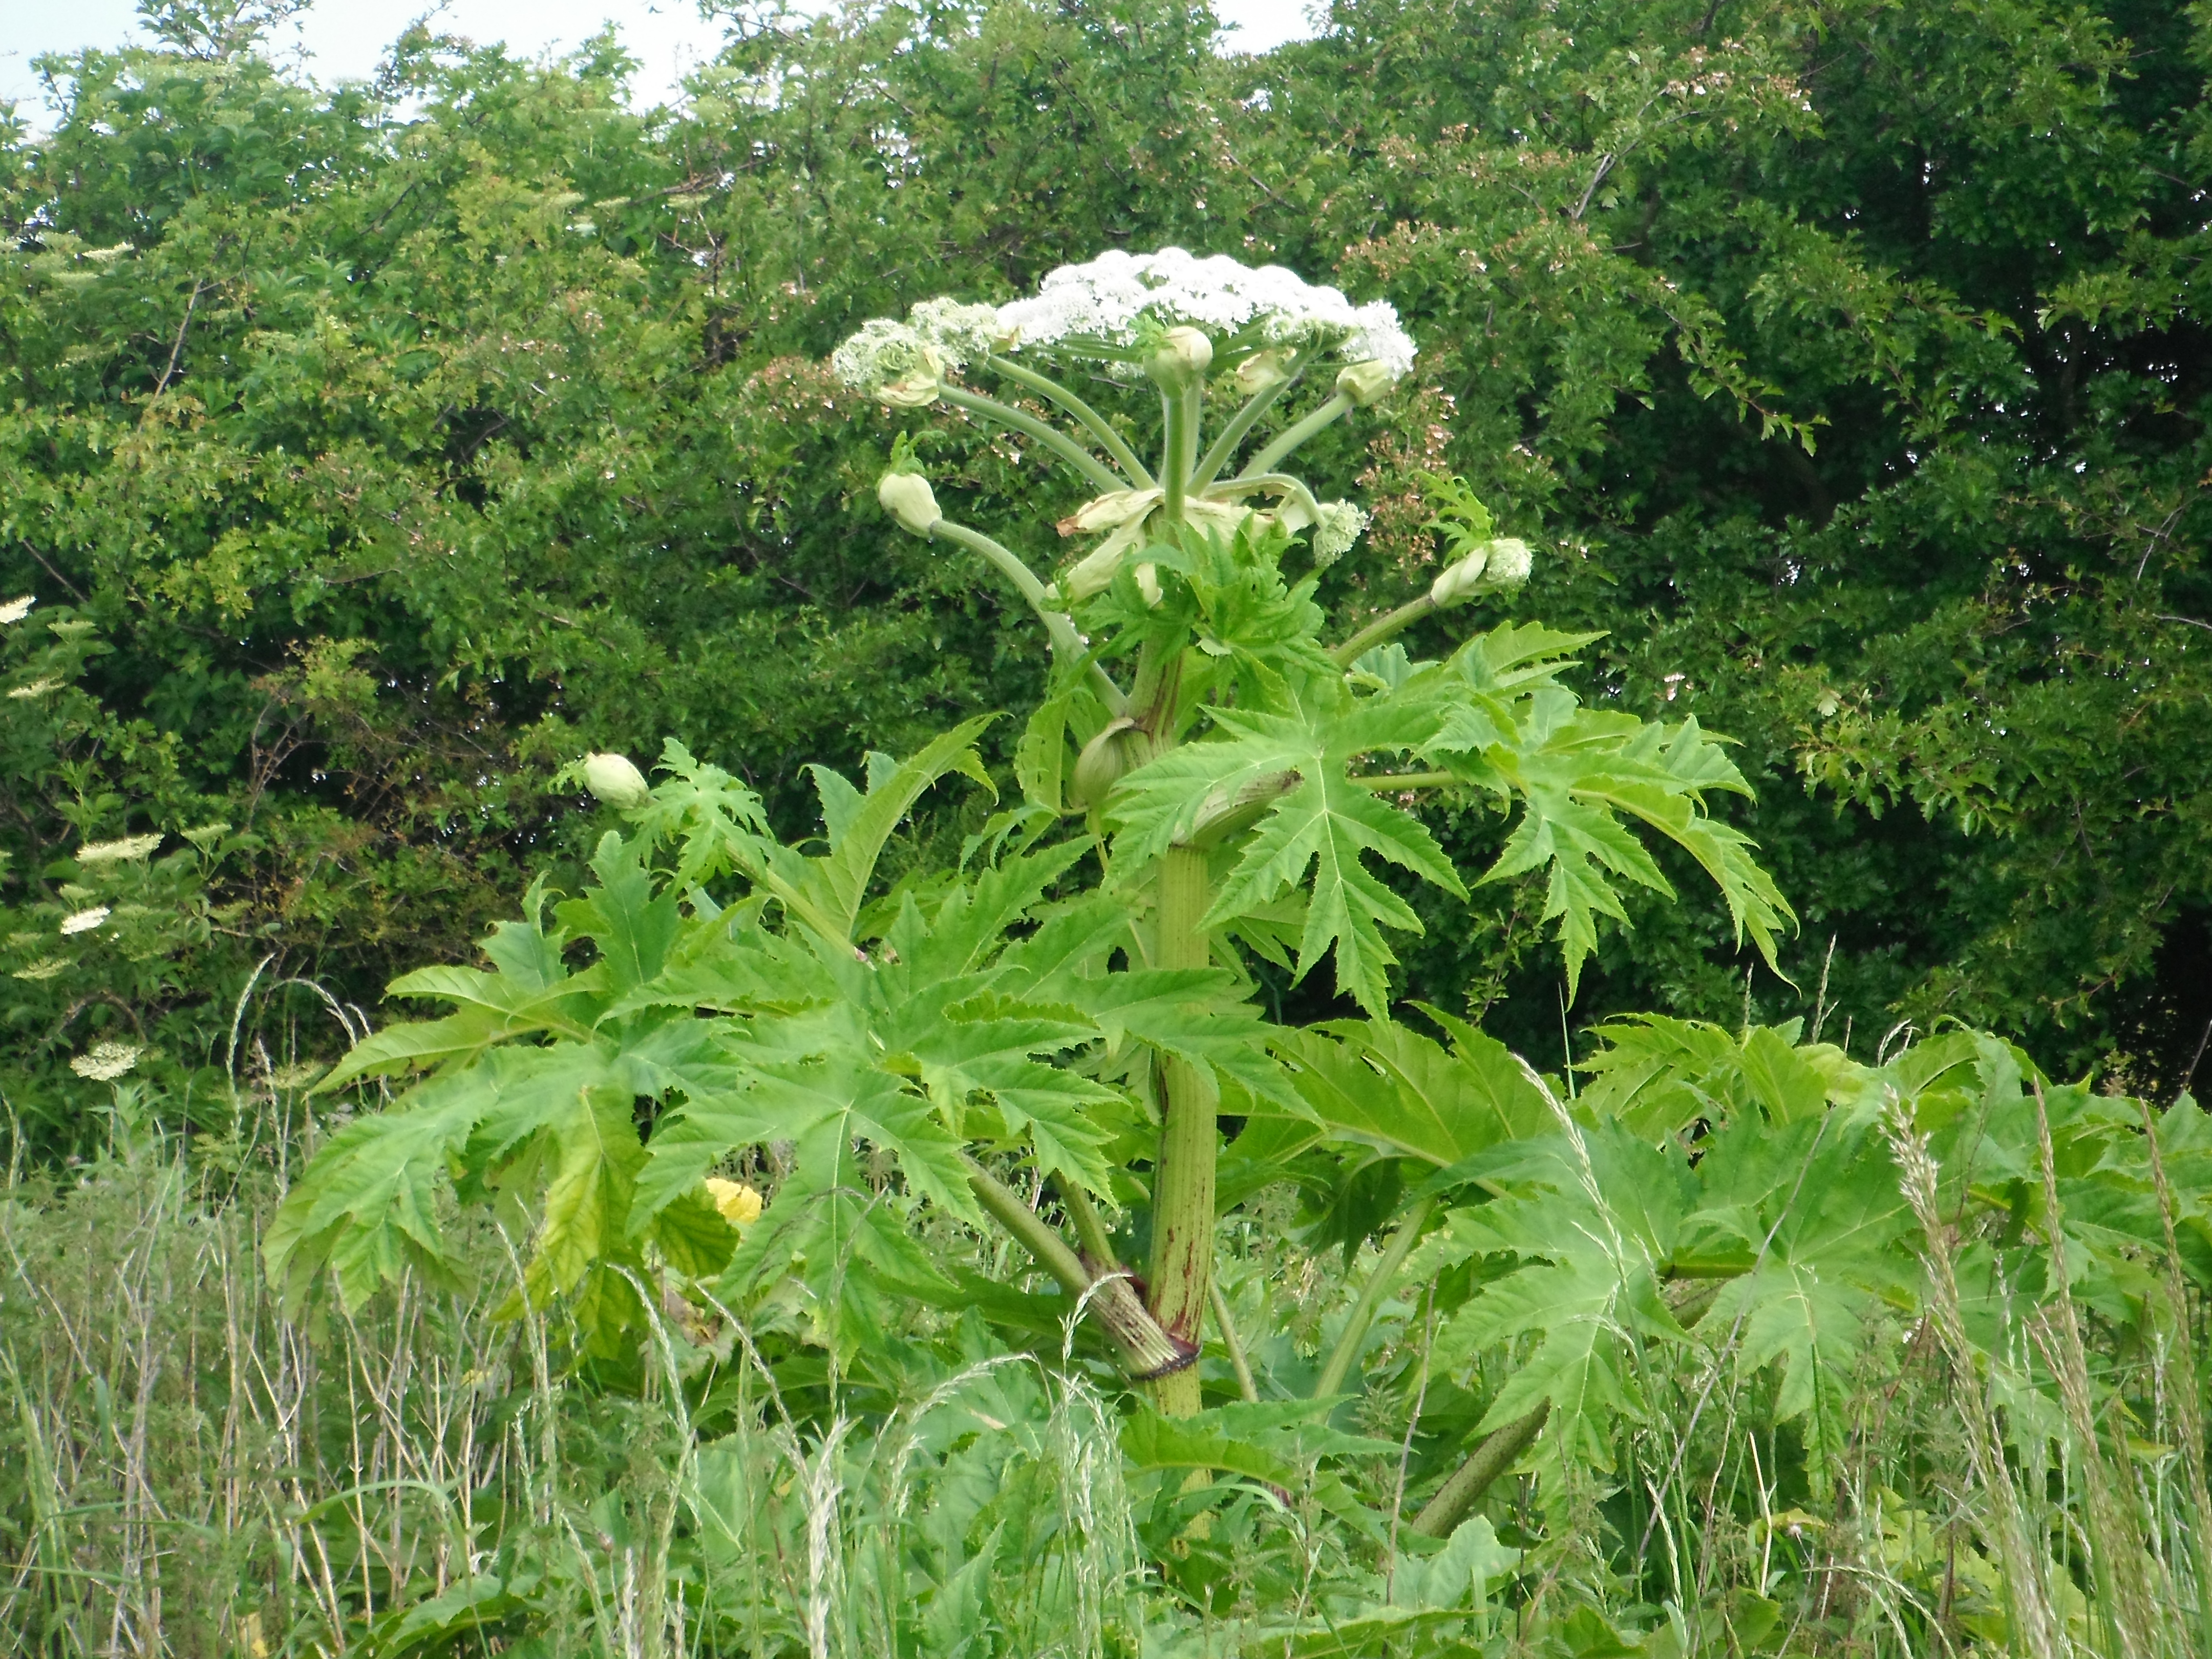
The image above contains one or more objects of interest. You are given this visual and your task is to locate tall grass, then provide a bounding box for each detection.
[1,1063,2205,1655]
[0,1073,1141,1657]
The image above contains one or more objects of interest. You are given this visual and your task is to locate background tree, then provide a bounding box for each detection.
[4,0,2209,1138]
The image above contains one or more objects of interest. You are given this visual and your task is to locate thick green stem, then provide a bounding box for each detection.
[1331,593,1439,667]
[1408,1402,1550,1538]
[983,354,1155,486]
[1209,1278,1260,1404]
[1180,382,1201,482]
[1239,391,1351,481]
[1191,345,1318,491]
[967,1158,1193,1381]
[1313,1198,1434,1400]
[1145,845,1217,1416]
[1160,388,1193,523]
[1127,637,1183,742]
[940,385,1130,495]
[929,521,1129,715]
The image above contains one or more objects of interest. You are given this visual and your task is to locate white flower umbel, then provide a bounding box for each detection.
[71,1040,142,1081]
[0,596,33,626]
[1311,502,1371,567]
[908,296,1004,361]
[59,905,111,936]
[832,298,1004,404]
[832,319,943,405]
[828,249,1417,665]
[1431,538,1535,607]
[997,247,1416,377]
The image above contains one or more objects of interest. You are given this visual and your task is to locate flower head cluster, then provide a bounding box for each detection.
[831,298,1004,404]
[77,833,163,866]
[1311,501,1371,567]
[998,247,1415,378]
[70,1040,142,1082]
[60,905,110,937]
[832,250,1416,405]
[0,596,33,626]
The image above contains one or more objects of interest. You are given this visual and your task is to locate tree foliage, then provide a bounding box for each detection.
[3,0,2208,1096]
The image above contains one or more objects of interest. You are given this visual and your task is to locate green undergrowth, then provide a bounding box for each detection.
[4,1019,2209,1657]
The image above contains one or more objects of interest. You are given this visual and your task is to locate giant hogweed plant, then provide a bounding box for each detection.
[266,250,1792,1442]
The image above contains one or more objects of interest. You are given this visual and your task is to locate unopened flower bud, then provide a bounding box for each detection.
[1144,326,1214,391]
[1071,719,1144,811]
[1429,550,1490,607]
[1335,359,1399,408]
[584,752,651,810]
[1233,348,1293,397]
[878,470,942,537]
[1482,537,1533,590]
[1429,538,1535,607]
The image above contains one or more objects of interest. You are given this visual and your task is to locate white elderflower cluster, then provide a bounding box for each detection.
[76,833,163,866]
[997,247,1416,378]
[59,905,110,936]
[70,1040,142,1081]
[0,595,33,626]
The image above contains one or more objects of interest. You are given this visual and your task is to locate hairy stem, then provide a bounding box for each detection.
[1408,1402,1549,1538]
[1350,771,1458,793]
[983,354,1154,485]
[1238,391,1351,481]
[1190,344,1318,491]
[930,521,1129,715]
[1057,1179,1120,1269]
[1313,1198,1434,1400]
[1181,382,1202,481]
[1208,1278,1260,1404]
[1331,593,1439,666]
[940,385,1131,495]
[967,1158,1192,1381]
[1145,845,1218,1416]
